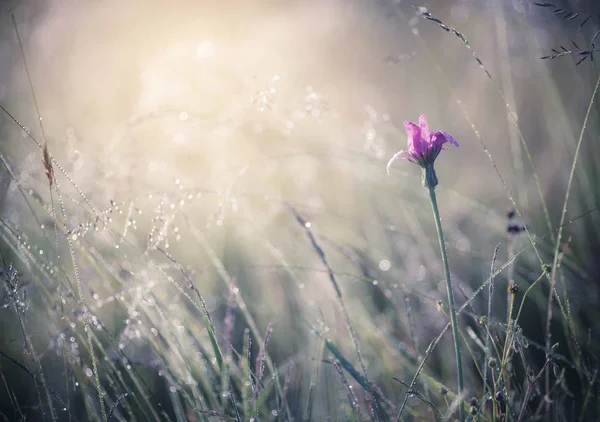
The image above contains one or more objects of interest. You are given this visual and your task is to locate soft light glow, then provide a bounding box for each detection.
[196,40,215,59]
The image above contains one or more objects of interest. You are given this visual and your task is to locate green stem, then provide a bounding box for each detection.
[428,186,464,421]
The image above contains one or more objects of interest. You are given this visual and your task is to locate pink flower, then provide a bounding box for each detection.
[386,114,458,174]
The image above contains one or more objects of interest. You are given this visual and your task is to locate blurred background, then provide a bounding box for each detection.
[0,0,599,420]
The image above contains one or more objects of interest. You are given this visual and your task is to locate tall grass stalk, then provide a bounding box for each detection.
[483,243,500,401]
[546,73,600,407]
[10,10,107,420]
[288,205,381,420]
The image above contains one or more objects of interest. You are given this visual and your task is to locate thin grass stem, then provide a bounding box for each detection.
[546,73,600,408]
[484,243,501,400]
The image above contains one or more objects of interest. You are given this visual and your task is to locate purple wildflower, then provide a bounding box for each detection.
[387,114,458,170]
[387,114,458,188]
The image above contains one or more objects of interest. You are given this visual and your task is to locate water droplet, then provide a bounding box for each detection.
[379,259,391,271]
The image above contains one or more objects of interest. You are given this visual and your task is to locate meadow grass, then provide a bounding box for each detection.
[1,2,600,421]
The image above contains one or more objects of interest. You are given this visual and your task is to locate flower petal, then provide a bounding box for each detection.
[441,131,459,147]
[431,131,459,149]
[418,114,430,140]
[386,150,409,174]
[403,121,425,155]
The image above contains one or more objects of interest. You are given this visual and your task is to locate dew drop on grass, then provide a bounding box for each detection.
[379,259,391,271]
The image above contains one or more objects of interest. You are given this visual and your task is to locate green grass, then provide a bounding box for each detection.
[1,1,600,421]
